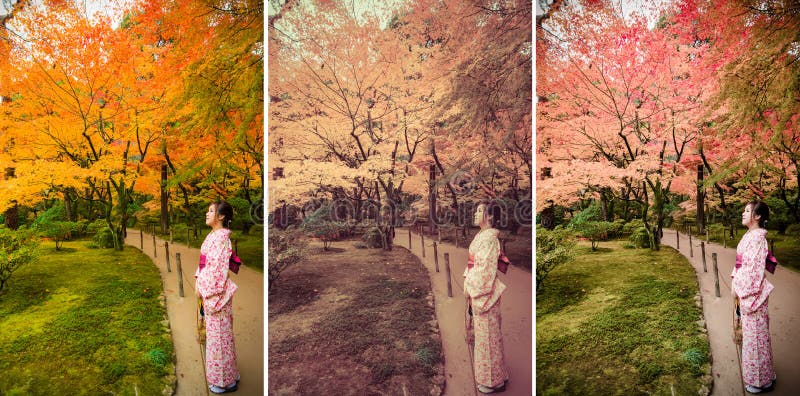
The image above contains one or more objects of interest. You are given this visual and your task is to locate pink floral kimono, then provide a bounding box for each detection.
[463,228,508,388]
[195,228,240,388]
[732,228,775,388]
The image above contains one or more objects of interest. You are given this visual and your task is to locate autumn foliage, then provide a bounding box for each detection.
[0,0,263,247]
[538,0,800,243]
[269,0,532,238]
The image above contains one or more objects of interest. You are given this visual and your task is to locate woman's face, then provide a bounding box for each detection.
[474,204,486,226]
[206,204,221,227]
[742,204,758,228]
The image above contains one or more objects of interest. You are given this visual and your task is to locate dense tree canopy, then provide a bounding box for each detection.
[0,0,263,247]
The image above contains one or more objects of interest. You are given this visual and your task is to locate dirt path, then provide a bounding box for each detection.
[394,228,532,396]
[662,229,800,395]
[125,230,263,396]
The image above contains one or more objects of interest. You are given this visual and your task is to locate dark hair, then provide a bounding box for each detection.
[479,200,503,229]
[748,200,769,229]
[214,200,234,229]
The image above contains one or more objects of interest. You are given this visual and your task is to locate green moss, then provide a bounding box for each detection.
[537,240,708,395]
[0,239,172,395]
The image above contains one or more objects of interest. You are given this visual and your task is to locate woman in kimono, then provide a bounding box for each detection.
[463,201,508,394]
[733,200,775,393]
[196,201,240,394]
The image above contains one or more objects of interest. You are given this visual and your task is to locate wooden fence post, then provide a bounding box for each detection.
[712,253,720,297]
[433,242,440,272]
[408,229,412,249]
[165,242,171,273]
[689,233,693,258]
[676,229,680,250]
[701,241,707,273]
[444,253,453,298]
[176,253,184,298]
[153,232,157,258]
[140,229,143,250]
[421,233,425,258]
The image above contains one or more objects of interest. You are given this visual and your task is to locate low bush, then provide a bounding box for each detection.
[629,227,651,249]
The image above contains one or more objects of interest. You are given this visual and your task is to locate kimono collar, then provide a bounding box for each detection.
[745,228,768,239]
[477,228,500,239]
[211,228,232,238]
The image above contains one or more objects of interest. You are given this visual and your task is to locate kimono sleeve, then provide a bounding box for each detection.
[733,235,769,314]
[196,234,232,302]
[464,235,500,301]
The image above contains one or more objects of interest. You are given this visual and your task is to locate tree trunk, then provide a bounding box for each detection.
[160,164,169,234]
[428,164,436,234]
[697,164,705,234]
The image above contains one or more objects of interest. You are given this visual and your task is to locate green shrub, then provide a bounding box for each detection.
[42,221,79,250]
[302,203,349,250]
[86,219,110,236]
[622,218,645,234]
[268,228,308,290]
[610,218,627,237]
[93,227,116,249]
[536,226,575,293]
[0,228,39,294]
[362,227,384,248]
[573,221,614,251]
[629,227,651,248]
[570,202,602,225]
[31,202,67,230]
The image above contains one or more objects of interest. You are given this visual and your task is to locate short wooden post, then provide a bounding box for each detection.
[153,232,157,258]
[676,229,680,249]
[454,229,459,248]
[706,229,709,243]
[164,242,171,272]
[176,253,184,298]
[421,233,425,258]
[170,229,173,244]
[140,229,143,250]
[713,253,720,297]
[689,233,693,258]
[444,253,453,298]
[187,228,191,247]
[408,229,412,249]
[701,241,707,272]
[433,242,440,272]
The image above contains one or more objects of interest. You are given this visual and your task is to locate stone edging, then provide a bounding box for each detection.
[426,290,446,396]
[694,291,714,396]
[157,291,178,396]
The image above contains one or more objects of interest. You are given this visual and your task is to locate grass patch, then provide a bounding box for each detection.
[0,239,172,395]
[537,241,709,395]
[269,239,441,395]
